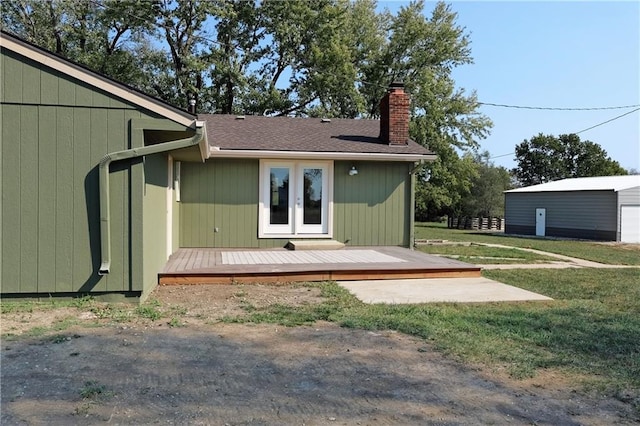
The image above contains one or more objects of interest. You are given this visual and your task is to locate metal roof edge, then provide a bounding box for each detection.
[504,176,640,193]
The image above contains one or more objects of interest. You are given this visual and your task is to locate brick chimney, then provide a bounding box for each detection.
[379,81,409,146]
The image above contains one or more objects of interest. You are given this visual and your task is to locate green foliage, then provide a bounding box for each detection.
[460,151,512,217]
[90,304,130,322]
[1,0,156,87]
[414,142,478,220]
[135,304,162,321]
[79,380,109,399]
[415,150,510,220]
[168,317,183,327]
[513,133,627,186]
[1,300,35,314]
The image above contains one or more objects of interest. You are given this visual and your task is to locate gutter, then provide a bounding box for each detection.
[98,123,205,275]
[209,147,436,163]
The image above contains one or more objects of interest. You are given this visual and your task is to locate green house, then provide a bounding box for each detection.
[1,31,435,301]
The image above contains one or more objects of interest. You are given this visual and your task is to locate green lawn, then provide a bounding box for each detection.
[417,244,558,264]
[416,222,640,265]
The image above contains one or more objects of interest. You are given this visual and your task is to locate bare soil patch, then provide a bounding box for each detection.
[1,284,637,425]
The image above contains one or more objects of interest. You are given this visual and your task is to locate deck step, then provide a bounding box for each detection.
[287,240,345,250]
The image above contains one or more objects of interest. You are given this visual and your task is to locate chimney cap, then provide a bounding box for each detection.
[389,81,405,89]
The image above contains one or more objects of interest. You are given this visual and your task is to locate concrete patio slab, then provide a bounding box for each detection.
[338,277,553,304]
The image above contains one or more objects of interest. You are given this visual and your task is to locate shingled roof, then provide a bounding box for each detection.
[198,114,433,156]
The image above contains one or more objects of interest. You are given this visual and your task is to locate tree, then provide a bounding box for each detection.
[461,152,512,217]
[414,145,478,221]
[2,0,157,87]
[388,1,492,220]
[152,0,214,110]
[513,133,627,186]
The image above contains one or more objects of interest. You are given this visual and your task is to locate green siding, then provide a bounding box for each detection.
[2,105,21,291]
[2,50,22,103]
[142,153,169,296]
[72,108,93,288]
[20,106,39,290]
[0,47,176,295]
[41,67,59,104]
[180,159,275,248]
[179,159,411,248]
[22,59,41,104]
[334,161,410,246]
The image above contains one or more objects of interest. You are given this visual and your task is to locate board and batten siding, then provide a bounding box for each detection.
[1,48,159,295]
[179,159,411,248]
[333,161,410,247]
[505,190,617,240]
[179,158,280,248]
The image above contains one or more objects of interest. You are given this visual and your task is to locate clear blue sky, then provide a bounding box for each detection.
[380,1,640,172]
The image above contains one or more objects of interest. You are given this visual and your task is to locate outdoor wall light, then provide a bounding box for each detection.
[349,165,358,176]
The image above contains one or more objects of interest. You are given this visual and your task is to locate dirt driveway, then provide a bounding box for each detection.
[1,284,637,425]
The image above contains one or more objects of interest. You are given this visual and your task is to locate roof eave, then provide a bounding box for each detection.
[208,148,436,162]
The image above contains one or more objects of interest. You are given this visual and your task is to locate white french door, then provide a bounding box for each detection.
[260,160,332,238]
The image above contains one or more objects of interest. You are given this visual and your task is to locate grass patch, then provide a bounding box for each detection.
[417,244,557,264]
[168,317,184,327]
[223,282,360,326]
[135,299,163,321]
[0,298,75,314]
[135,305,162,321]
[416,222,640,265]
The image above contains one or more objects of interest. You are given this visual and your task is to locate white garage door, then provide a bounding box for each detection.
[621,205,640,243]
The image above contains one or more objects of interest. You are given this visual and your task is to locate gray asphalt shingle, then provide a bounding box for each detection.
[198,114,433,155]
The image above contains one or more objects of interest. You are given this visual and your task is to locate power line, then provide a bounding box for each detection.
[478,102,640,111]
[489,107,640,160]
[575,107,640,134]
[489,152,516,159]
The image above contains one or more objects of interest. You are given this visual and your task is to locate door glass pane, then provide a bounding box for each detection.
[270,168,289,225]
[303,168,322,225]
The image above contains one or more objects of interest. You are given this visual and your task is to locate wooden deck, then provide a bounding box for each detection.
[159,246,481,285]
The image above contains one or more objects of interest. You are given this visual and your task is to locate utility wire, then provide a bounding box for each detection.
[489,107,640,160]
[574,107,640,134]
[478,102,640,111]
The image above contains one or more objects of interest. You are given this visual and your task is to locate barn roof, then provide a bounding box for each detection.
[506,175,640,193]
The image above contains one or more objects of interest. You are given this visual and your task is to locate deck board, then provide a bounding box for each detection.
[159,247,481,285]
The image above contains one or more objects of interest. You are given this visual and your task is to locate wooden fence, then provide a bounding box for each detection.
[448,216,504,231]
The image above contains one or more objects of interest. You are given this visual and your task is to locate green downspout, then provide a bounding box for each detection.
[98,127,204,275]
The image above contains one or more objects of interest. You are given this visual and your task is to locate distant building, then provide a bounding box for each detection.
[504,175,640,242]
